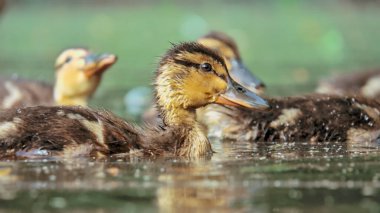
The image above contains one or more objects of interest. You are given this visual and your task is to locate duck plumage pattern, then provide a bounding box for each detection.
[316,68,380,98]
[207,94,380,143]
[0,77,54,109]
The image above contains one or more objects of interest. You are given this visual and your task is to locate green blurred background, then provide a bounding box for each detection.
[1,0,380,117]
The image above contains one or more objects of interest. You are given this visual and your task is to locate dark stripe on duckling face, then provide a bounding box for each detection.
[163,42,228,72]
[173,59,199,69]
[173,59,227,80]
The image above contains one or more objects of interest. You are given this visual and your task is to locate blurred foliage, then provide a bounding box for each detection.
[0,0,380,115]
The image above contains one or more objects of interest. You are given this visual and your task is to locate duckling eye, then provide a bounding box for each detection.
[65,57,72,63]
[200,63,212,72]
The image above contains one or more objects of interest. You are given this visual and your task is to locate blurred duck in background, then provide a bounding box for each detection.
[203,93,380,143]
[0,42,268,159]
[316,68,380,99]
[0,48,117,109]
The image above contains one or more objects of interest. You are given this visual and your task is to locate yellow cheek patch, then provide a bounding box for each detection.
[181,71,227,107]
[57,68,85,89]
[55,64,100,99]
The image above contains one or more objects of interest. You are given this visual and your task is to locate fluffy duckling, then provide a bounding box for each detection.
[0,48,117,109]
[0,42,268,159]
[207,94,380,143]
[316,68,380,98]
[143,31,265,125]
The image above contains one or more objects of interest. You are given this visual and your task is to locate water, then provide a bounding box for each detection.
[1,140,379,213]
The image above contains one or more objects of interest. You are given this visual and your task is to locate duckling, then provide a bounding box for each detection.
[0,42,268,159]
[0,48,117,109]
[316,68,380,98]
[207,94,380,143]
[142,31,265,125]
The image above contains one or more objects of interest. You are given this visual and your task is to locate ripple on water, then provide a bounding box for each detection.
[0,141,380,212]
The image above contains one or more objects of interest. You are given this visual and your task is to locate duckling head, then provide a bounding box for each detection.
[155,42,268,127]
[53,48,117,106]
[198,31,265,94]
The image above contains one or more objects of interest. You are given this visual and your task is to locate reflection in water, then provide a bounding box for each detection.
[0,141,379,212]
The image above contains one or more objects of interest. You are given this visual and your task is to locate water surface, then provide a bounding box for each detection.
[1,140,379,213]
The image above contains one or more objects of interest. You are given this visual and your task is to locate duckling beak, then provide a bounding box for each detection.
[83,53,117,78]
[215,78,269,110]
[230,59,265,94]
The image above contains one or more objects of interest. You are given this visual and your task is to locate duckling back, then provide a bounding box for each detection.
[209,94,380,143]
[316,69,380,98]
[0,77,54,109]
[0,106,142,159]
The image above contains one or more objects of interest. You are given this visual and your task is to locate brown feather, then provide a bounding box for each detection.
[0,77,54,109]
[211,94,380,143]
[317,69,380,98]
[0,106,203,159]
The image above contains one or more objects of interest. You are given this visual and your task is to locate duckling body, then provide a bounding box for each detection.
[0,48,116,109]
[0,42,268,159]
[0,77,54,109]
[316,69,380,98]
[0,105,191,159]
[208,94,380,143]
